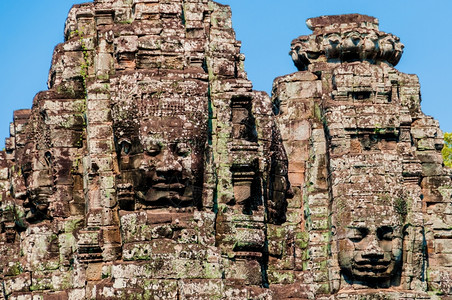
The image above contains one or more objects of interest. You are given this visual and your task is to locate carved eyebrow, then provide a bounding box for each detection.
[345,227,368,242]
[117,138,131,144]
[377,226,393,234]
[377,226,394,240]
[378,226,393,232]
[347,226,368,231]
[346,227,369,236]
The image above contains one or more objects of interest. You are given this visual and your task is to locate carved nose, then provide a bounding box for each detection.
[362,235,384,259]
[154,152,182,173]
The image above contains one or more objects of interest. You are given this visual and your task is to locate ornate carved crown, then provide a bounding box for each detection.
[290,14,404,70]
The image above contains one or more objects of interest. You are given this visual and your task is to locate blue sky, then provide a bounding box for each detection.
[0,0,450,148]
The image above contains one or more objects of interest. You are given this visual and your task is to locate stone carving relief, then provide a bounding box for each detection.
[336,210,404,287]
[271,13,451,299]
[113,98,206,211]
[0,3,450,300]
[291,14,404,71]
[21,149,54,222]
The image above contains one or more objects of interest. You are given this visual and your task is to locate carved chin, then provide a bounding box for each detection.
[339,254,398,281]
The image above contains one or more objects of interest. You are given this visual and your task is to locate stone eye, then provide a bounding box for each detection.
[348,227,368,243]
[120,141,131,155]
[176,143,190,157]
[377,226,393,241]
[146,143,161,156]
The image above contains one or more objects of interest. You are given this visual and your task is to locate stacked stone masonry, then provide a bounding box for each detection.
[0,2,450,299]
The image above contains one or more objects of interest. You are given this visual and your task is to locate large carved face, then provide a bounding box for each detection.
[111,75,208,211]
[329,127,406,287]
[326,63,414,287]
[115,116,205,210]
[335,200,403,284]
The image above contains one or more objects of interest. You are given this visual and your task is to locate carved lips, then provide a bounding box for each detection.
[135,169,193,207]
[353,257,393,276]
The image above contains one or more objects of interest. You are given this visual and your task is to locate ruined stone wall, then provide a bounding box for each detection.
[0,2,450,300]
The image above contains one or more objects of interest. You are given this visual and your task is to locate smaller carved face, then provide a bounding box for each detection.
[337,220,403,283]
[343,31,362,48]
[24,186,52,221]
[323,33,342,58]
[362,33,378,53]
[22,150,53,222]
[378,36,395,58]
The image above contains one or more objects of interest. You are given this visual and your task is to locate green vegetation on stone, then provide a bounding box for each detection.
[442,132,452,168]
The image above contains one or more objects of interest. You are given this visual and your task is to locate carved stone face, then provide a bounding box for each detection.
[378,35,395,61]
[24,186,52,221]
[115,117,204,210]
[22,149,53,222]
[326,63,412,287]
[331,133,405,286]
[323,33,342,58]
[336,208,403,284]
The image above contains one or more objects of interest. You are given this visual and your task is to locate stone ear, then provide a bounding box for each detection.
[44,151,52,166]
[402,224,410,237]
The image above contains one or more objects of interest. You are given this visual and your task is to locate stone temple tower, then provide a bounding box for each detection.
[0,2,450,299]
[272,13,452,298]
